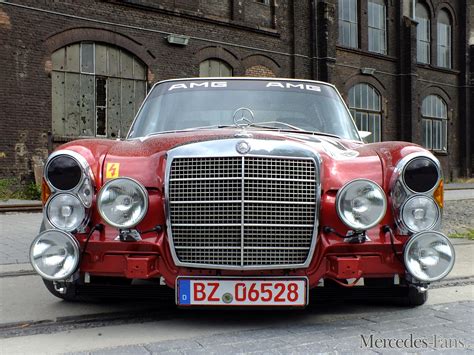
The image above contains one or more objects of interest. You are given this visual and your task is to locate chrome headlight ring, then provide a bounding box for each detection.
[30,229,81,281]
[400,155,442,194]
[390,152,443,234]
[97,177,149,229]
[43,150,94,232]
[404,231,455,282]
[399,195,441,233]
[45,193,88,232]
[336,179,387,231]
[44,150,94,196]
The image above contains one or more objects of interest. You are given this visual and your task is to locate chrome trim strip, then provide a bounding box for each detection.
[165,138,321,270]
[170,200,315,205]
[169,177,315,182]
[172,223,315,228]
[240,156,245,267]
[174,246,311,250]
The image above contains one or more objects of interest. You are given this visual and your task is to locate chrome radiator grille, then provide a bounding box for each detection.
[168,156,317,268]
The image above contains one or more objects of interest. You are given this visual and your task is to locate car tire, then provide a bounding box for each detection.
[39,223,92,302]
[42,279,93,302]
[407,285,428,306]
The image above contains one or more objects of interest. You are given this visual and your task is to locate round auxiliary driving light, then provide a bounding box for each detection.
[403,157,439,193]
[30,230,80,281]
[46,154,82,191]
[404,231,455,282]
[336,179,387,230]
[46,193,86,232]
[97,177,148,229]
[401,195,440,232]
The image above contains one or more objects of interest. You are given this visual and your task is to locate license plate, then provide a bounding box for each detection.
[176,278,308,307]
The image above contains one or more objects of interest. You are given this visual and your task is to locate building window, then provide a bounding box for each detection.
[338,0,358,48]
[368,0,386,54]
[437,10,452,68]
[416,3,430,64]
[348,83,382,143]
[422,95,447,151]
[199,59,233,77]
[51,42,147,139]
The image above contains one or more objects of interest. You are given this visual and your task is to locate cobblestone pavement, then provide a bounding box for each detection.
[442,199,474,236]
[0,212,42,264]
[67,301,473,354]
[0,197,472,265]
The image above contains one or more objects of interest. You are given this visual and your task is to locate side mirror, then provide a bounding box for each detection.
[358,131,372,139]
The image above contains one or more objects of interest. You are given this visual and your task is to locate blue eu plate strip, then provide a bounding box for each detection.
[178,279,191,305]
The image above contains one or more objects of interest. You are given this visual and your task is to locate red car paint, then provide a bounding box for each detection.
[56,130,426,289]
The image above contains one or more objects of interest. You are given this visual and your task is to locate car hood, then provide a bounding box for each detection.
[60,129,423,192]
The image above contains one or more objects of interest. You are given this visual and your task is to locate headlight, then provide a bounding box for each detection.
[336,179,387,230]
[401,195,440,232]
[46,193,86,231]
[97,177,148,229]
[403,157,440,193]
[46,154,82,191]
[404,231,455,282]
[30,230,80,281]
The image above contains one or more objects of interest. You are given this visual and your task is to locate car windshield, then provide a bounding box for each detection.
[128,79,361,141]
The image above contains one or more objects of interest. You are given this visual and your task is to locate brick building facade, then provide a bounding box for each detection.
[0,0,472,182]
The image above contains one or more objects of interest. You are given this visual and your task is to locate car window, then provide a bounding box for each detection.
[129,80,360,140]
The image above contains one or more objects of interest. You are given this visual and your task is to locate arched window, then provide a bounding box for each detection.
[422,95,447,151]
[199,59,233,77]
[437,10,452,68]
[338,0,358,48]
[51,42,147,138]
[368,0,387,54]
[416,3,430,64]
[348,84,382,143]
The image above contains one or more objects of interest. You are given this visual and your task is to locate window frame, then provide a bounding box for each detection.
[51,42,147,139]
[437,10,452,69]
[199,58,233,77]
[367,0,387,55]
[416,3,431,64]
[338,0,359,48]
[421,95,448,152]
[348,83,382,143]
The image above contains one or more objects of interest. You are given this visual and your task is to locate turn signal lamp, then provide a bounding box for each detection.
[41,177,51,205]
[433,179,444,209]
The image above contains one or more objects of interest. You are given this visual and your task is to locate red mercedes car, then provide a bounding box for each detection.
[30,78,454,307]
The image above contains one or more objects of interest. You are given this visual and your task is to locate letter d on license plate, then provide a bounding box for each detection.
[177,278,307,307]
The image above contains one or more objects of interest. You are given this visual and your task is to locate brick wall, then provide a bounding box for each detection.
[0,0,471,181]
[245,65,276,77]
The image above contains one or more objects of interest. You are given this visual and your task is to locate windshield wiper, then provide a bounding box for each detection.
[252,121,305,131]
[143,124,235,138]
[248,121,341,139]
[141,123,340,140]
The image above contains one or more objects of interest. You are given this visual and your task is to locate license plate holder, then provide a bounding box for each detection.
[176,277,308,307]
